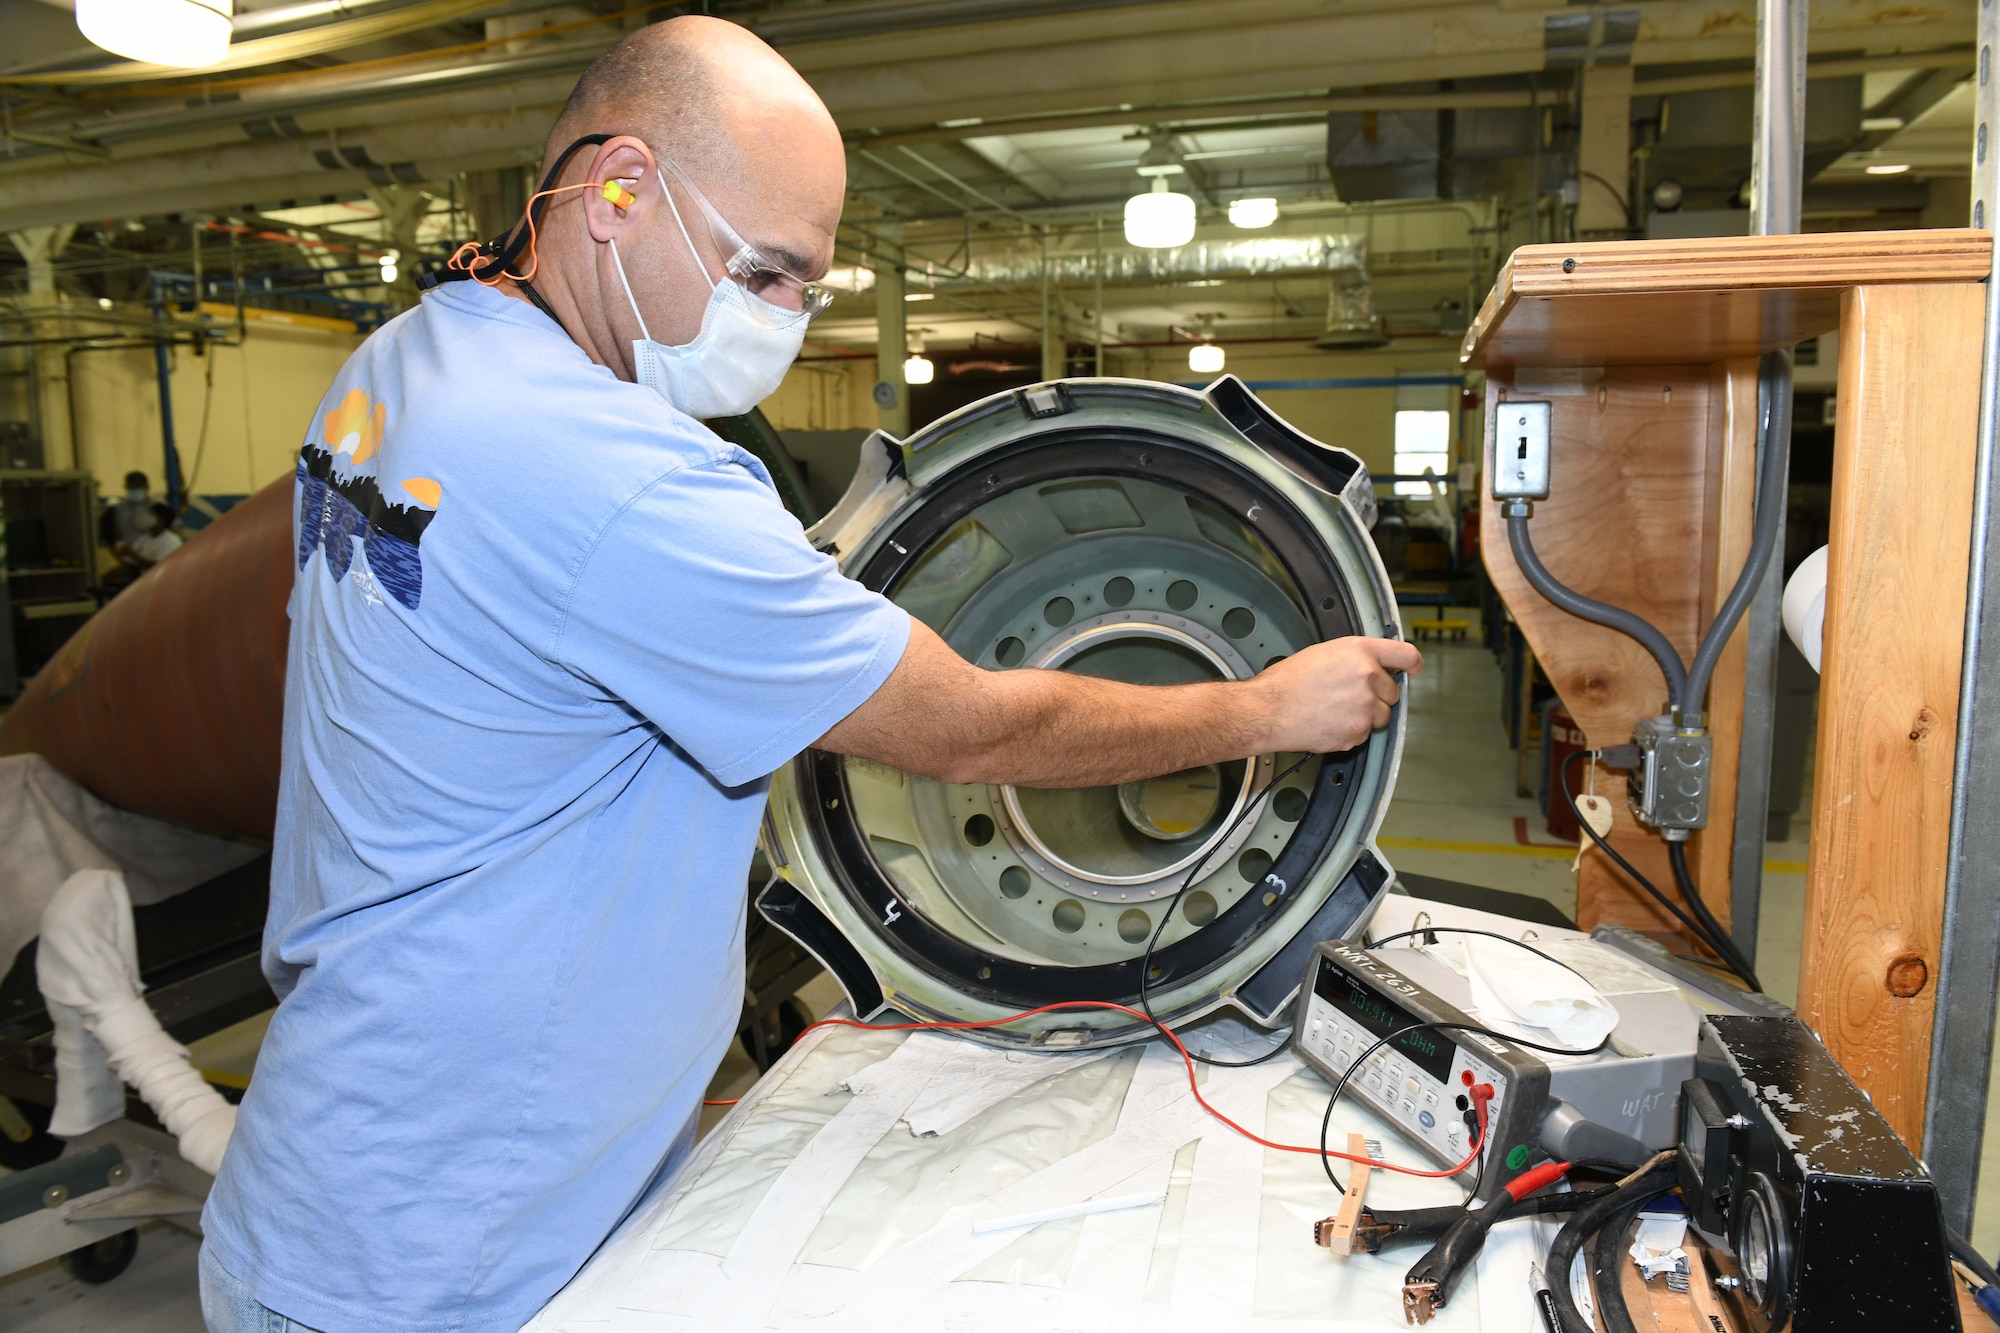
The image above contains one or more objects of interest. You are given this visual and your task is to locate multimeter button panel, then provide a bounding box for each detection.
[1298,989,1509,1169]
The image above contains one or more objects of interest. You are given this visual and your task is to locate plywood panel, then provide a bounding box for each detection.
[1798,282,1984,1151]
[1481,368,1727,939]
[1464,230,1992,369]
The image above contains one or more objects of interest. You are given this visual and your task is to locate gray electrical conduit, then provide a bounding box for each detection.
[1682,352,1795,722]
[1505,349,1794,726]
[1504,520,1689,709]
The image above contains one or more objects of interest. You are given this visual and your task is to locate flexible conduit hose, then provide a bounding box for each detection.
[1505,514,1688,710]
[1682,351,1795,721]
[1506,349,1794,726]
[1543,1164,1678,1333]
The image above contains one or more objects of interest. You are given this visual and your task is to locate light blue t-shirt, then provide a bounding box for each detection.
[201,280,910,1332]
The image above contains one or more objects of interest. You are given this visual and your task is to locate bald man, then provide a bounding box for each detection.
[197,18,1419,1332]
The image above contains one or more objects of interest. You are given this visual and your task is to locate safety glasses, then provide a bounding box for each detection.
[658,157,835,322]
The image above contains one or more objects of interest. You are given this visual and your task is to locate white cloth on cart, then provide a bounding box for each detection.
[529,1016,1522,1333]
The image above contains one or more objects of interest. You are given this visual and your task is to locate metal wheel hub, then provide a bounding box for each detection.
[758,376,1404,1047]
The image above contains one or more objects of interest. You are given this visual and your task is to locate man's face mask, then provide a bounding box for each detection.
[607,157,832,419]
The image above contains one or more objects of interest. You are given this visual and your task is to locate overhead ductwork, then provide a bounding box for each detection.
[923,233,1370,289]
[1315,249,1389,349]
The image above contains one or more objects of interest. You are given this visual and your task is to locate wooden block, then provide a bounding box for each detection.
[1315,1132,1373,1255]
[1797,282,1985,1150]
[1465,231,1991,369]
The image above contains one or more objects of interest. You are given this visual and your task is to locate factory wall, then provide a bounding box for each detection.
[69,314,361,505]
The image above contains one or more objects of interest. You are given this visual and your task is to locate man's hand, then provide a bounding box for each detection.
[816,617,1422,789]
[1252,637,1424,755]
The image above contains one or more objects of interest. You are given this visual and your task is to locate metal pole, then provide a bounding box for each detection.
[1727,0,1805,960]
[873,219,908,438]
[152,319,184,513]
[1924,0,2000,1236]
[1094,216,1105,377]
[1040,228,1062,382]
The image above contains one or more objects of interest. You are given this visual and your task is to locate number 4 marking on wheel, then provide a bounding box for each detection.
[884,898,903,924]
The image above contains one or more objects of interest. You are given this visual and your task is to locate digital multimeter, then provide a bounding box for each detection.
[1292,940,1552,1201]
[1290,930,1778,1202]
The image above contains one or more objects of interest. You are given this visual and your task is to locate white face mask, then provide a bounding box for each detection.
[609,169,808,419]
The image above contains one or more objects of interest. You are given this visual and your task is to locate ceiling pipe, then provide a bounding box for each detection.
[0,105,561,231]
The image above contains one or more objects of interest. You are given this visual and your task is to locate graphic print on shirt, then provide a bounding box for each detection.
[296,387,441,611]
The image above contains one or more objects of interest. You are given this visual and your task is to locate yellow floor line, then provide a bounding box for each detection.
[199,1067,252,1090]
[1379,836,1573,861]
[1379,836,1809,875]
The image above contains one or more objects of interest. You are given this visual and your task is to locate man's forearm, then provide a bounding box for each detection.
[935,668,1274,788]
[814,616,1412,788]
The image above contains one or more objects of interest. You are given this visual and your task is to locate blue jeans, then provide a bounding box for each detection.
[199,1244,322,1333]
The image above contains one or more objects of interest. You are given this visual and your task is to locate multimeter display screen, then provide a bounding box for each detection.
[1313,959,1456,1083]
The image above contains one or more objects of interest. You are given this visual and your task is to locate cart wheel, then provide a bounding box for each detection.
[0,1097,64,1171]
[62,1229,138,1285]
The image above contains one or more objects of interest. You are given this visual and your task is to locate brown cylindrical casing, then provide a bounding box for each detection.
[0,475,293,839]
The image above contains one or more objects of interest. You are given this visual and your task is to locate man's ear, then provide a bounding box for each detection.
[579,136,657,244]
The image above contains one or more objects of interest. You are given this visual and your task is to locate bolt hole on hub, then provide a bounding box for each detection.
[763,378,1403,1046]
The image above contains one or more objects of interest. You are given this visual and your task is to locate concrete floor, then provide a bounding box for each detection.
[3,608,1993,1328]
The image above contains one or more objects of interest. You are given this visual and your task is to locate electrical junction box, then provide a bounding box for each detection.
[1630,715,1713,833]
[1292,928,1778,1202]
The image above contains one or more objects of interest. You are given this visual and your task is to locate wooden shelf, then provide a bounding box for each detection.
[1463,229,1992,369]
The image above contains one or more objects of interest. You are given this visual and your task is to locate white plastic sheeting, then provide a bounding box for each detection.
[530,1013,1528,1332]
[0,752,263,977]
[35,869,238,1173]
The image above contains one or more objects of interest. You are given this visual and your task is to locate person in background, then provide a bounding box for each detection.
[104,502,181,595]
[99,471,154,550]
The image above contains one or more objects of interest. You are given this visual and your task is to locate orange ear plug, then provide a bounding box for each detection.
[601,180,636,210]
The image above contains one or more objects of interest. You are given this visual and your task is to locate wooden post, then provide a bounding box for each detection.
[1796,282,1985,1150]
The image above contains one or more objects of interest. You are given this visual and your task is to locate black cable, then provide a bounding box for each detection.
[1364,927,1596,988]
[1506,513,1686,709]
[1666,840,1761,991]
[1591,1188,1665,1333]
[1316,1019,1610,1194]
[1950,1226,2000,1289]
[1558,751,1722,947]
[1543,1165,1677,1333]
[1136,752,1315,1068]
[1558,749,1761,992]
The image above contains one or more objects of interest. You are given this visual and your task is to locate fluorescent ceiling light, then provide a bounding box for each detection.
[903,354,935,385]
[1227,197,1279,229]
[1861,116,1906,132]
[378,250,400,284]
[1864,162,1912,175]
[905,291,935,302]
[1187,343,1226,374]
[77,0,232,67]
[1125,177,1196,248]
